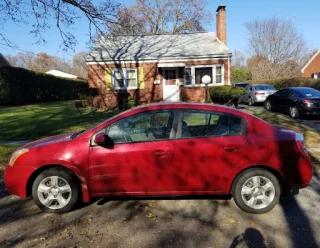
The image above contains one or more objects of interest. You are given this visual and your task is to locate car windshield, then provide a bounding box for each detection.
[255,85,276,91]
[234,83,249,88]
[294,88,320,97]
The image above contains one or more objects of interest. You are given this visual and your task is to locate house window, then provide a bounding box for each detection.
[184,65,224,86]
[112,68,138,89]
[184,68,192,85]
[195,67,213,84]
[216,66,222,84]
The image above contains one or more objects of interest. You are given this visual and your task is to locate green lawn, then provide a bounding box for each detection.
[0,101,120,174]
[0,145,20,172]
[0,101,119,141]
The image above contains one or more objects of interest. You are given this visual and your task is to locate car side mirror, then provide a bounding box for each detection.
[94,132,106,145]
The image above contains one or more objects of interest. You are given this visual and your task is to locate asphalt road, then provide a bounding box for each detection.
[1,175,320,248]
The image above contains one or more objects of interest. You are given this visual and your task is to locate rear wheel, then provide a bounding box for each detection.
[264,100,272,111]
[232,169,280,214]
[289,106,299,119]
[32,168,80,213]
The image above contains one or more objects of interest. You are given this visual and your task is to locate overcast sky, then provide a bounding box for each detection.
[1,0,319,62]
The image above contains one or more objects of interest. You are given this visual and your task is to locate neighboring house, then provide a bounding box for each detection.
[0,53,12,67]
[86,5,232,108]
[46,70,78,79]
[301,50,320,78]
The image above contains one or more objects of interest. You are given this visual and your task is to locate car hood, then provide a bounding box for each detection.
[22,132,73,149]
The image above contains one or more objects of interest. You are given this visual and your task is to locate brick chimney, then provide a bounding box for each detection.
[216,5,227,45]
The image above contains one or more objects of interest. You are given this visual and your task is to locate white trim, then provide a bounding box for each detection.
[184,64,224,86]
[158,63,185,67]
[112,68,138,90]
[301,50,320,73]
[86,56,231,65]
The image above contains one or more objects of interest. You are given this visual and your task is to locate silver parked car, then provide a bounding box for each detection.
[239,84,277,105]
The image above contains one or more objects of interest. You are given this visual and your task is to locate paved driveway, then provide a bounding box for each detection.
[1,176,320,248]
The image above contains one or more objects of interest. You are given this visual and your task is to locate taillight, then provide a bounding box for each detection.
[296,133,308,155]
[254,92,265,95]
[302,99,312,104]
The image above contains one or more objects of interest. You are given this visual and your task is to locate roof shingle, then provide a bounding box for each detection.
[86,32,231,63]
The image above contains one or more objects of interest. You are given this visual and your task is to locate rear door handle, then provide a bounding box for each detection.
[153,150,171,156]
[224,146,242,152]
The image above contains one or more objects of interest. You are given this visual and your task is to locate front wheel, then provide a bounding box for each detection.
[264,100,272,111]
[32,168,80,213]
[232,169,280,214]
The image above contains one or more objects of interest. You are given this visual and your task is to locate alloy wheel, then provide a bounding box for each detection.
[241,176,275,210]
[290,106,298,119]
[37,176,72,210]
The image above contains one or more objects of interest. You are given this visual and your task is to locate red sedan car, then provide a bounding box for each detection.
[4,103,312,214]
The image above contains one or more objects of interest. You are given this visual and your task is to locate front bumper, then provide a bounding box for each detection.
[4,165,36,198]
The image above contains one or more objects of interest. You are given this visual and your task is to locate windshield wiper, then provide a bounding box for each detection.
[70,130,86,139]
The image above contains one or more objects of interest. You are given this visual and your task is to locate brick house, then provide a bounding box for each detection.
[86,5,232,108]
[301,50,320,78]
[0,53,11,67]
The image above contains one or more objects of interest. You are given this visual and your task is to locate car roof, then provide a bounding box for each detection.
[287,87,315,90]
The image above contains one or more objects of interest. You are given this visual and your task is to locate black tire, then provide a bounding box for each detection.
[232,168,280,214]
[248,97,254,106]
[289,106,299,119]
[32,168,80,213]
[264,100,272,111]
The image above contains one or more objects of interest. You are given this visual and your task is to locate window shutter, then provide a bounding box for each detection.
[105,68,112,90]
[138,67,144,89]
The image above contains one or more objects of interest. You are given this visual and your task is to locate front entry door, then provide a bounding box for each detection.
[163,68,180,102]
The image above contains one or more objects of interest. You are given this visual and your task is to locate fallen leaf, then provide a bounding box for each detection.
[146,213,156,218]
[228,218,237,223]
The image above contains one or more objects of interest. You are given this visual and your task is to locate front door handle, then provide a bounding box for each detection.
[153,150,171,156]
[224,146,242,152]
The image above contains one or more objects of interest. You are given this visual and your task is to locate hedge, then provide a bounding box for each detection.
[209,86,245,105]
[0,66,88,106]
[231,68,252,82]
[249,77,320,90]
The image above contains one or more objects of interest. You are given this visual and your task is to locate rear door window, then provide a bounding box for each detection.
[180,110,246,138]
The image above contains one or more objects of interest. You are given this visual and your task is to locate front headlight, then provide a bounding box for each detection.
[8,148,29,166]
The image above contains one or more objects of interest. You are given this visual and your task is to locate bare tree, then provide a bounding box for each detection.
[109,0,212,35]
[232,49,247,69]
[7,52,35,68]
[0,0,120,51]
[245,17,308,79]
[71,51,88,79]
[108,6,147,36]
[7,51,71,72]
[247,55,301,80]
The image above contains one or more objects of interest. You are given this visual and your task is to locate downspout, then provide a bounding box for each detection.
[228,54,231,85]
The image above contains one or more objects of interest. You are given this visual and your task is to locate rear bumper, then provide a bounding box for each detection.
[4,165,36,198]
[253,95,267,103]
[289,156,313,190]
